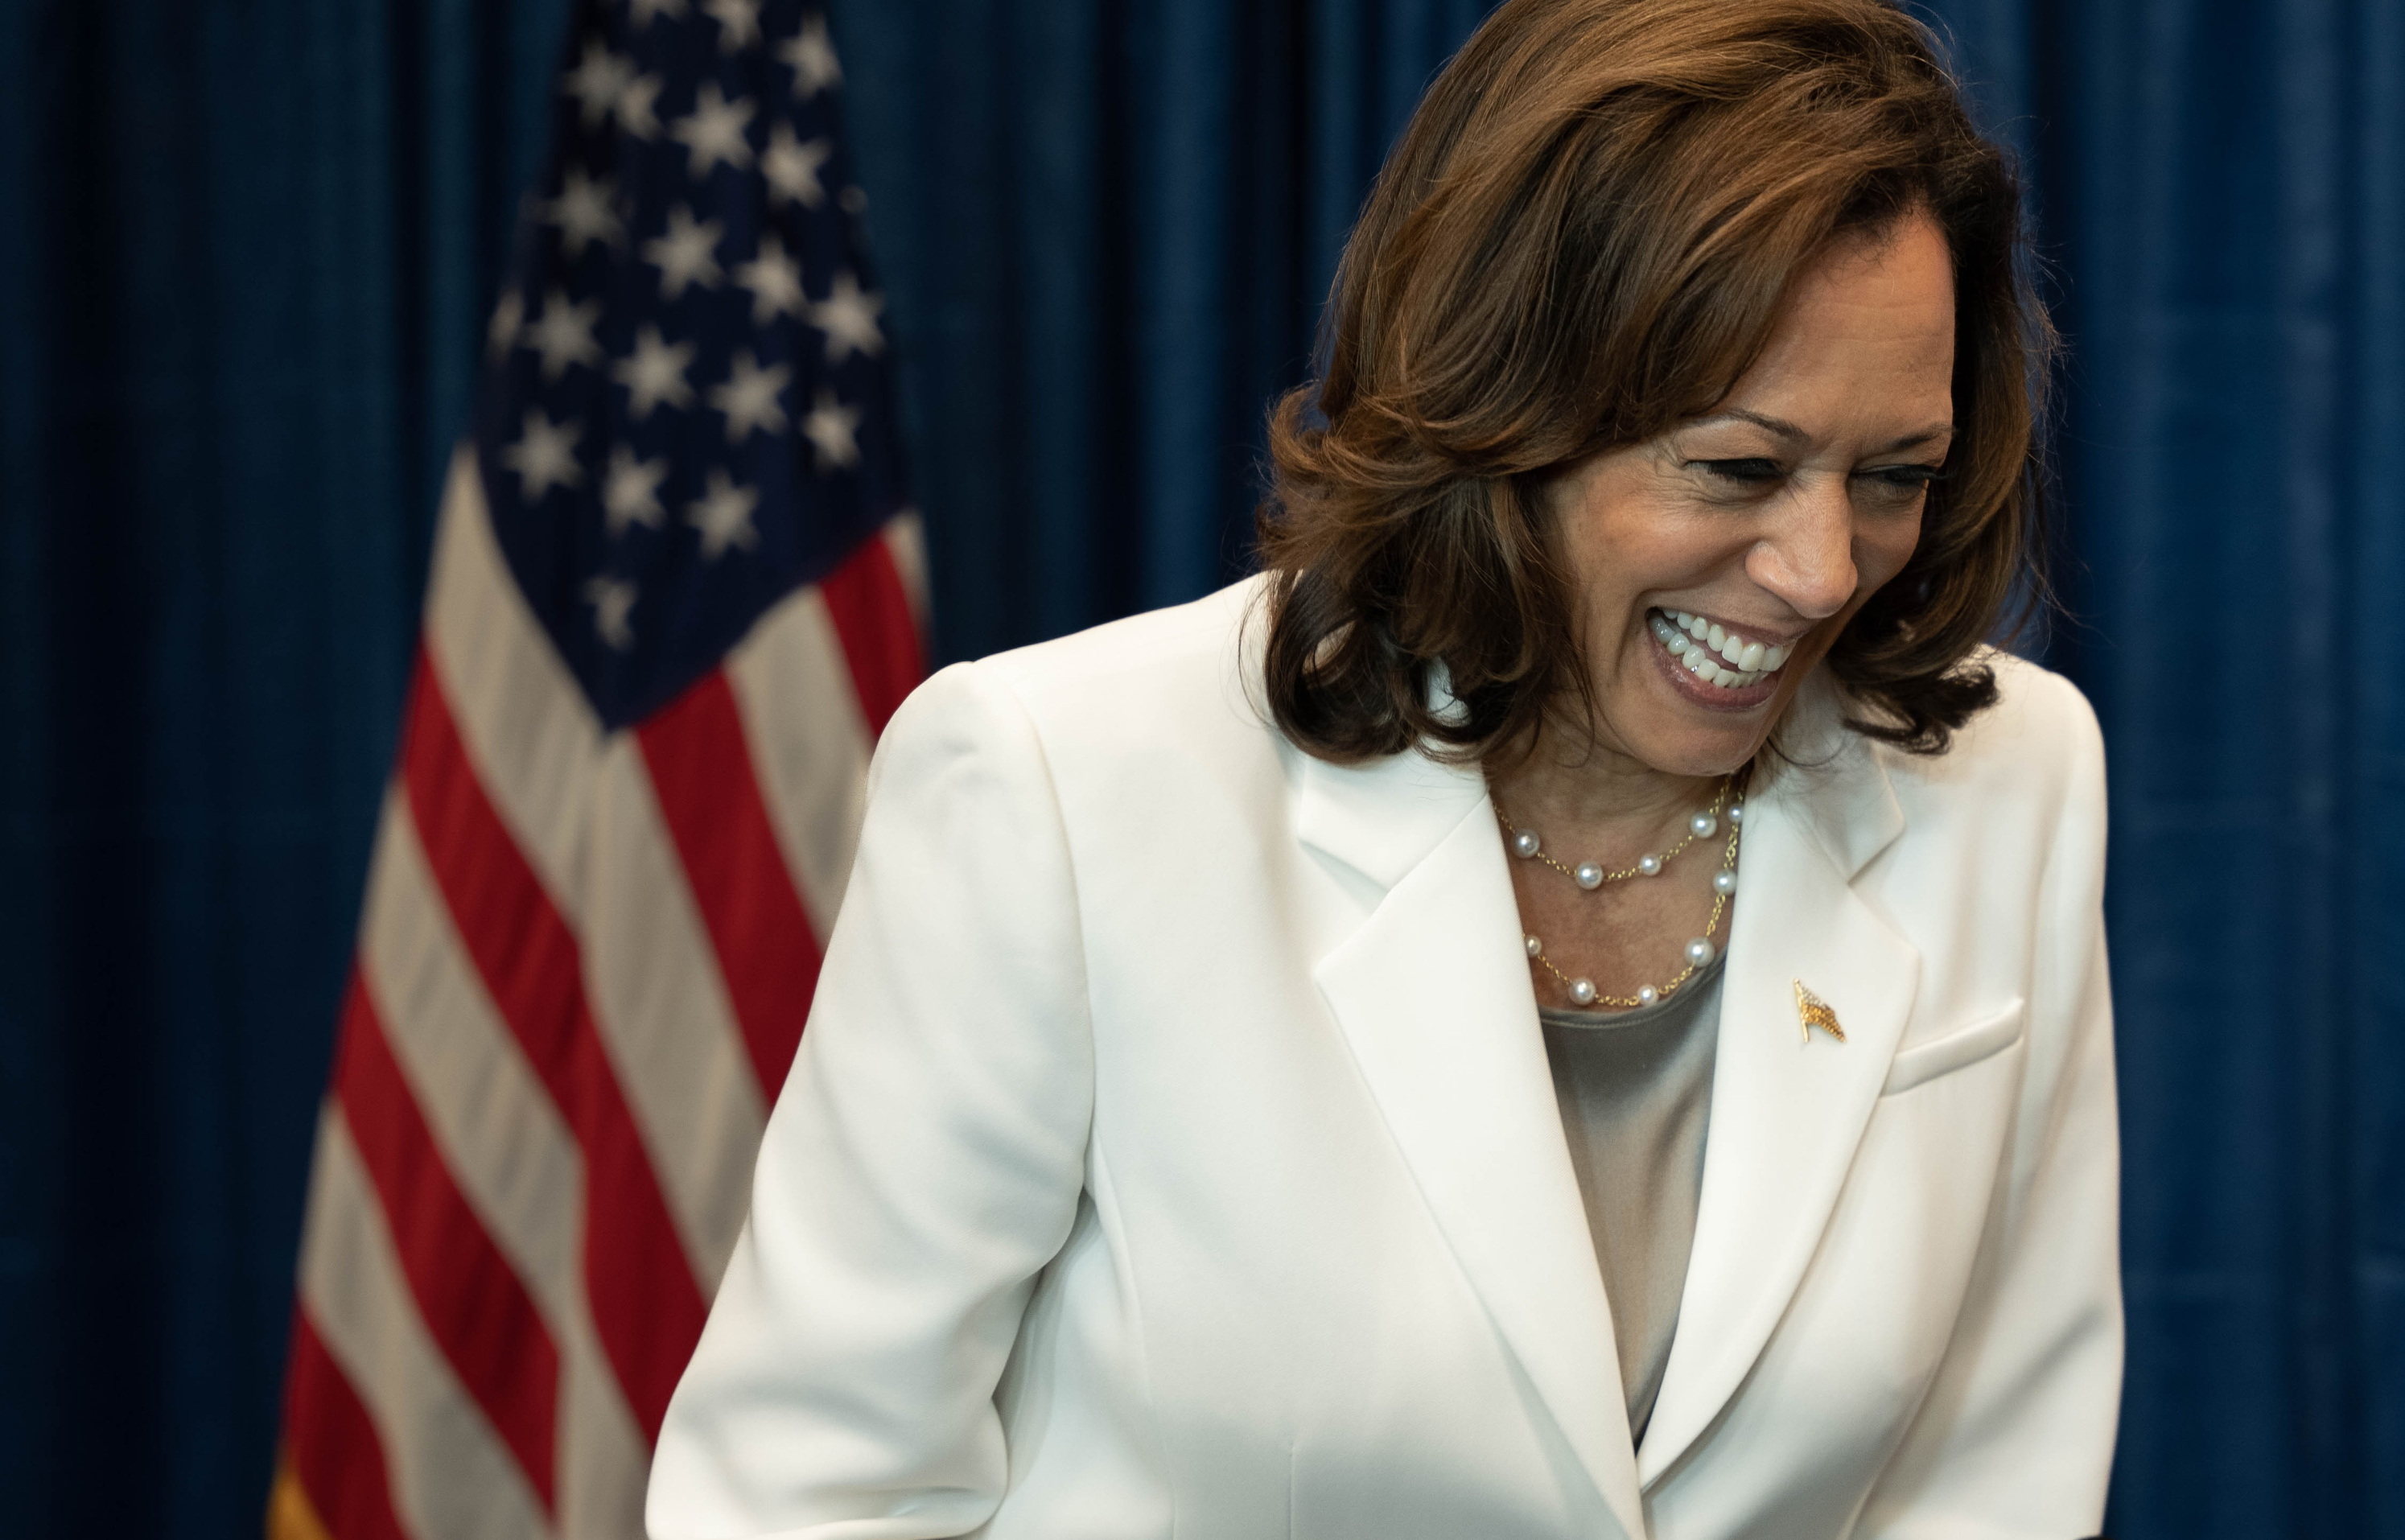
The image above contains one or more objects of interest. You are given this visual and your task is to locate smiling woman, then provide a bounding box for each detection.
[1545,218,1959,768]
[1258,3,2045,772]
[1486,218,1970,1019]
[647,3,2119,1538]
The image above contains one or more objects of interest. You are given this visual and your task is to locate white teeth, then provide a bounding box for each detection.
[1658,610,1793,683]
[1688,650,1766,690]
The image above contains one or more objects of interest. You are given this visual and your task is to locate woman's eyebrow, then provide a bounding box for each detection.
[1872,425,1956,453]
[1707,408,1810,441]
[1689,409,1954,455]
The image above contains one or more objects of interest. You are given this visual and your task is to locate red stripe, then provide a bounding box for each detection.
[333,972,559,1511]
[281,1309,410,1540]
[398,651,706,1441]
[817,526,925,739]
[637,669,824,1100]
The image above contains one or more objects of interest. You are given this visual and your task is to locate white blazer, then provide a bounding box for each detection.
[648,577,2122,1540]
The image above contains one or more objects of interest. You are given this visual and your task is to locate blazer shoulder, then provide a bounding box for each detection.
[1877,649,2106,834]
[1979,649,2102,746]
[956,576,1278,762]
[1954,649,2103,781]
[865,651,1060,811]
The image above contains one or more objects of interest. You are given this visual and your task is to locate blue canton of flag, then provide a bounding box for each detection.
[477,0,905,731]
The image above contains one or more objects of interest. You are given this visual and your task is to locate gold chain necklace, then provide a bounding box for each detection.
[1496,777,1745,1009]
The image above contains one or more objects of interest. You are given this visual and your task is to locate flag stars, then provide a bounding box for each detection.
[803,389,861,471]
[702,0,762,52]
[612,323,696,418]
[550,166,624,255]
[670,80,755,178]
[763,123,832,209]
[686,469,760,558]
[603,447,670,536]
[736,234,805,323]
[486,287,524,360]
[779,14,842,97]
[562,40,633,127]
[583,574,639,650]
[481,6,900,690]
[642,204,724,299]
[616,72,665,139]
[504,410,583,500]
[526,289,603,379]
[708,349,790,441]
[808,270,884,362]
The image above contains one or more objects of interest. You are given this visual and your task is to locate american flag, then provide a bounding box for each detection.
[268,2,924,1535]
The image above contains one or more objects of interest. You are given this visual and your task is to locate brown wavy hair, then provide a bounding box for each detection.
[1255,0,2051,763]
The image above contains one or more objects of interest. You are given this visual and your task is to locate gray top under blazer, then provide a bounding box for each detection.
[1538,952,1725,1444]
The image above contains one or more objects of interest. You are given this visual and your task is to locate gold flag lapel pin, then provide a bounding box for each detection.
[1793,980,1846,1044]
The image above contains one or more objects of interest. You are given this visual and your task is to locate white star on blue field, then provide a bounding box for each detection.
[476,0,907,731]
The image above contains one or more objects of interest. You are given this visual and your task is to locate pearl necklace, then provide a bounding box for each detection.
[1497,779,1745,1009]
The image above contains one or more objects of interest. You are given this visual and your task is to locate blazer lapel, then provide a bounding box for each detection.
[1636,698,1921,1484]
[1300,749,1648,1540]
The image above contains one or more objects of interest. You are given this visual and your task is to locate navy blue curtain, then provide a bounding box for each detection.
[1925,2,2405,1533]
[0,2,571,1528]
[833,0,1490,651]
[2,2,2400,1536]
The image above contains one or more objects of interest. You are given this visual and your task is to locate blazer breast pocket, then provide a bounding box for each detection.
[1880,997,2026,1097]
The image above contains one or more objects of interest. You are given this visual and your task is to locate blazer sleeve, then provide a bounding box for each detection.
[646,661,1097,1540]
[1854,671,2124,1538]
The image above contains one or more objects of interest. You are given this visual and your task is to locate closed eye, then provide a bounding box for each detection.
[1684,459,1948,504]
[1856,464,1947,488]
[1851,463,1947,512]
[1691,458,1785,485]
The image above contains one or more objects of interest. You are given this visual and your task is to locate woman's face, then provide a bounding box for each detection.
[1548,212,1957,778]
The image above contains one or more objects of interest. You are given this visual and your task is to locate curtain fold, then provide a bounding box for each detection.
[0,3,568,1530]
[2,1,2401,1534]
[1926,1,2405,1530]
[832,0,1488,654]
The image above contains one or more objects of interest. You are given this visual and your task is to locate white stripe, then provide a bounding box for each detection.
[583,737,767,1291]
[356,791,651,1535]
[881,509,933,636]
[360,788,581,1316]
[423,444,602,924]
[423,436,772,1304]
[723,585,872,942]
[296,1109,552,1540]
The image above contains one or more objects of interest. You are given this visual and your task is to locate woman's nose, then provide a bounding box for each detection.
[1745,478,1858,619]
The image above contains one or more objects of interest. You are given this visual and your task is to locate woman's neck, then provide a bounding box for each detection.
[1485,730,1724,845]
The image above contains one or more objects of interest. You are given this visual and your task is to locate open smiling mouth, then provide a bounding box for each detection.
[1646,608,1797,691]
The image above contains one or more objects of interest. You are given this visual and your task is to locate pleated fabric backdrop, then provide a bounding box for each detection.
[2,1,2402,1536]
[0,2,572,1531]
[1935,3,2405,1534]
